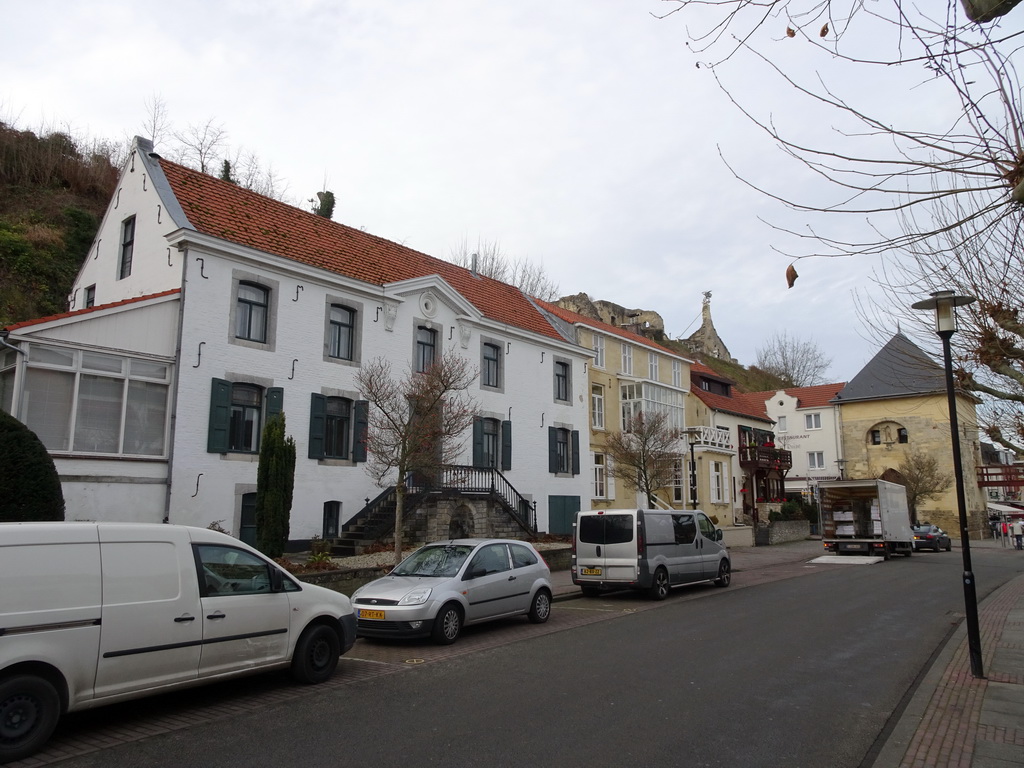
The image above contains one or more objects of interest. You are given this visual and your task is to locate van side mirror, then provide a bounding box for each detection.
[269,567,284,592]
[714,529,724,542]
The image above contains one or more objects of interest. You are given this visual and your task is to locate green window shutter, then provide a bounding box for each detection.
[353,400,369,463]
[571,430,580,476]
[207,378,232,453]
[472,417,484,468]
[500,420,512,471]
[266,387,284,418]
[308,393,326,460]
[548,426,558,474]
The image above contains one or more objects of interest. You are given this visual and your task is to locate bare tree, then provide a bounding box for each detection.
[355,353,477,565]
[140,94,170,148]
[448,236,560,301]
[604,411,682,507]
[755,331,832,386]
[896,448,954,524]
[171,118,227,174]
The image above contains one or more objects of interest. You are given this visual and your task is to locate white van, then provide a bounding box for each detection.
[572,509,731,599]
[0,522,357,763]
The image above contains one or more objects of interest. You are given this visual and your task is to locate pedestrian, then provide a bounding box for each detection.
[1012,518,1024,551]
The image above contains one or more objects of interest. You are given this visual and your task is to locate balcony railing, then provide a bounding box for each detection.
[738,445,793,471]
[686,425,734,450]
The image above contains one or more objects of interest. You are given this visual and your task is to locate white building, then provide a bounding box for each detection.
[1,137,592,545]
[753,384,846,498]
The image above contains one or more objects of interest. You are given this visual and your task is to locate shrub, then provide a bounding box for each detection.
[0,409,65,521]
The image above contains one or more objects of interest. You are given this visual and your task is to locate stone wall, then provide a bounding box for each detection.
[767,519,811,545]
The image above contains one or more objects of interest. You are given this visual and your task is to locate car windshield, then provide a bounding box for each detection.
[392,545,474,577]
[913,526,934,533]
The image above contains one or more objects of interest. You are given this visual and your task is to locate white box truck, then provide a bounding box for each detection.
[818,479,914,559]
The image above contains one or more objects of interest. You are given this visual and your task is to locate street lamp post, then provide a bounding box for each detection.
[911,289,984,679]
[683,428,700,510]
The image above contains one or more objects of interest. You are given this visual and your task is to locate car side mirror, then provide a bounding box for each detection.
[269,567,284,592]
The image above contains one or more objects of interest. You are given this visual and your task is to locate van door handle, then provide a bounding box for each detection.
[597,545,602,557]
[174,615,196,623]
[206,611,226,620]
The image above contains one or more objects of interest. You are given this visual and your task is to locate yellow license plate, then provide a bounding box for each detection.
[581,567,602,576]
[358,609,386,620]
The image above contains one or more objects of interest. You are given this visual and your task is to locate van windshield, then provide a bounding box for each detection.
[579,515,634,545]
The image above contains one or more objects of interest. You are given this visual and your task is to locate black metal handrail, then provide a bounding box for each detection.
[410,465,537,533]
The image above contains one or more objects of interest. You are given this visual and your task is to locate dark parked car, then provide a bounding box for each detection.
[912,524,952,552]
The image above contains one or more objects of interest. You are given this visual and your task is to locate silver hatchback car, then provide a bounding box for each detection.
[352,538,552,644]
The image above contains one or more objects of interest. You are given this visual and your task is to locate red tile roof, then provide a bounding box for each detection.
[691,385,773,422]
[747,382,847,409]
[3,289,181,332]
[534,299,681,356]
[160,161,563,341]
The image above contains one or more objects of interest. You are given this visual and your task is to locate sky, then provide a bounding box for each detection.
[1,1,949,381]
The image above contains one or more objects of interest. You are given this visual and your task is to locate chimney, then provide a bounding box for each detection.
[471,252,478,277]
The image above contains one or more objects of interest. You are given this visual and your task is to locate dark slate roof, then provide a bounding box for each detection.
[832,333,945,403]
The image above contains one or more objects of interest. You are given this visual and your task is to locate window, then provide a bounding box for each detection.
[18,344,170,456]
[593,335,605,368]
[672,360,682,388]
[236,282,269,343]
[239,493,258,547]
[196,544,296,596]
[594,453,607,498]
[309,394,367,462]
[482,342,501,388]
[118,216,135,280]
[805,412,822,430]
[416,326,436,372]
[620,381,684,434]
[84,285,96,308]
[777,415,787,433]
[554,360,570,402]
[870,429,882,445]
[898,427,909,444]
[648,352,658,380]
[548,426,580,475]
[328,305,355,360]
[808,451,825,470]
[621,344,633,375]
[229,384,263,452]
[673,514,697,544]
[710,460,725,503]
[473,417,512,471]
[673,458,684,503]
[323,501,341,540]
[591,385,605,429]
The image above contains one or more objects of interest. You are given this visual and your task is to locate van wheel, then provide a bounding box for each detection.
[649,568,669,601]
[714,560,732,587]
[291,624,341,684]
[528,589,552,624]
[431,603,463,645]
[0,675,61,763]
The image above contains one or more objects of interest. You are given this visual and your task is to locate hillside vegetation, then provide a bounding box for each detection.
[0,123,119,327]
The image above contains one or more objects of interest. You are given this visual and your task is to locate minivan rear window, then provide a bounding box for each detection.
[579,514,634,545]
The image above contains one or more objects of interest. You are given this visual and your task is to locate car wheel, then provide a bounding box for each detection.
[528,589,552,624]
[0,675,61,764]
[714,560,731,587]
[649,568,669,601]
[431,603,463,645]
[291,624,341,684]
[945,540,952,552]
[580,586,601,598]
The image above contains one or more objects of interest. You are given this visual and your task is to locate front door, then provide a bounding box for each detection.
[193,544,291,678]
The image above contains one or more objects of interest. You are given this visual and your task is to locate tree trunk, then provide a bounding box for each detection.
[393,480,405,566]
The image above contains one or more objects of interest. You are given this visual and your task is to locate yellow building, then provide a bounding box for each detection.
[833,333,986,536]
[538,301,691,511]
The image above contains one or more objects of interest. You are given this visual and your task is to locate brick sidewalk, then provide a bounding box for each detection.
[886,571,1024,768]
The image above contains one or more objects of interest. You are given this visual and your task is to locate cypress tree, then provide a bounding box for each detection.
[255,412,295,558]
[0,409,65,521]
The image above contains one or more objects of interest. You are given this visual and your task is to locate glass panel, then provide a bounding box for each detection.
[29,345,75,367]
[82,351,124,373]
[130,359,169,380]
[23,368,74,450]
[123,380,168,455]
[0,369,13,415]
[238,284,267,303]
[73,374,123,453]
[196,545,272,596]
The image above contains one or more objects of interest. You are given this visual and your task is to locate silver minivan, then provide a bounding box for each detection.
[572,509,731,599]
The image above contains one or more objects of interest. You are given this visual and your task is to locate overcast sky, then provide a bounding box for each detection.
[2,1,945,381]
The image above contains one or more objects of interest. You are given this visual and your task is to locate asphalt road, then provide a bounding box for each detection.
[32,548,1023,768]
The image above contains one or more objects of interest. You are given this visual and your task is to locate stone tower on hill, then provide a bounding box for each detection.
[683,291,736,363]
